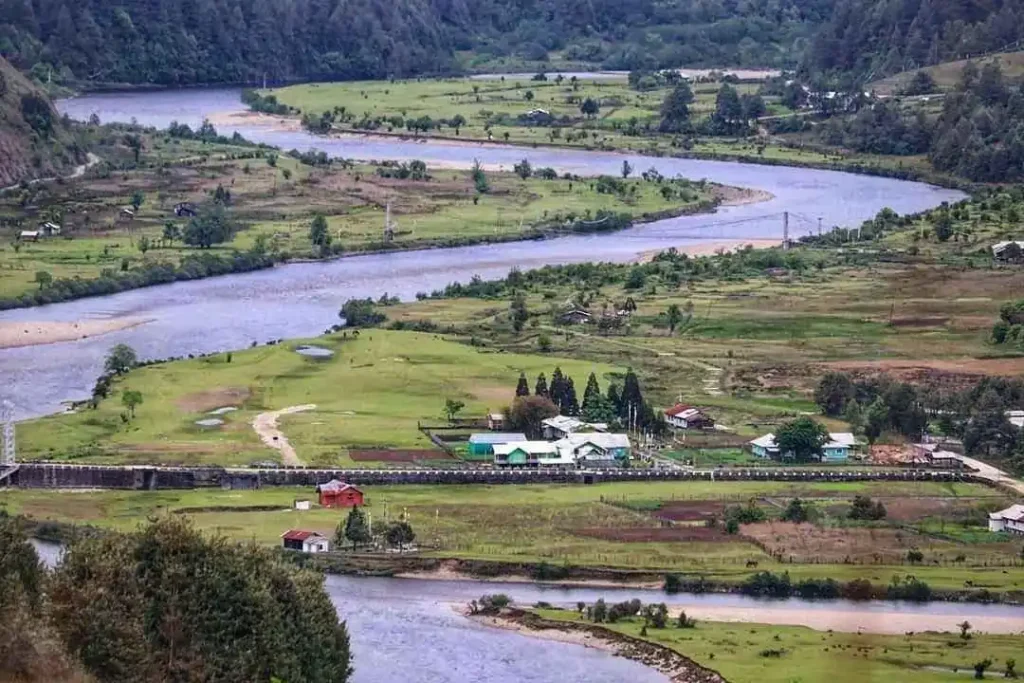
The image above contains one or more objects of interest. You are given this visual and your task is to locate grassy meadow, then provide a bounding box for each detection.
[18,329,617,467]
[2,479,1021,591]
[534,608,1024,683]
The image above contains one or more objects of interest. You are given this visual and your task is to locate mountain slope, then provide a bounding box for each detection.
[804,0,1024,80]
[0,0,831,86]
[0,57,82,187]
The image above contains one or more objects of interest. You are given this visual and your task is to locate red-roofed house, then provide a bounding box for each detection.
[664,404,714,430]
[281,529,331,553]
[317,479,365,508]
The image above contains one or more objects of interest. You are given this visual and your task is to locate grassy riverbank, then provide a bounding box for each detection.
[18,330,616,466]
[0,124,722,304]
[529,607,1024,682]
[263,76,960,186]
[4,480,1022,593]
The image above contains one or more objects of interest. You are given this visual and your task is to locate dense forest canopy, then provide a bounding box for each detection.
[0,0,832,85]
[820,62,1024,181]
[804,0,1024,79]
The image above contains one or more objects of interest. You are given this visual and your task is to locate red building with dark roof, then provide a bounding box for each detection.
[317,479,364,508]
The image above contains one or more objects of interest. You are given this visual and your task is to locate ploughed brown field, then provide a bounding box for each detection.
[571,526,735,543]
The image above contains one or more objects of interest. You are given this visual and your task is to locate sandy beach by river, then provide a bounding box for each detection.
[0,318,151,349]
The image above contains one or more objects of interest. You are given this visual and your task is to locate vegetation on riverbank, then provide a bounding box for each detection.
[529,606,1024,682]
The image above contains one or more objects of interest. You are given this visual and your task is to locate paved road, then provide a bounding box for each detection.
[960,454,1024,496]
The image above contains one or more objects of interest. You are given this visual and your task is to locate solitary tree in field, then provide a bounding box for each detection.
[621,160,633,179]
[958,620,972,640]
[130,190,145,212]
[339,506,372,550]
[138,235,150,255]
[104,343,138,375]
[309,214,332,255]
[444,398,465,423]
[510,293,528,333]
[34,270,52,290]
[781,498,811,523]
[513,158,532,180]
[580,97,599,118]
[121,389,143,419]
[524,90,534,101]
[162,220,180,247]
[666,304,683,334]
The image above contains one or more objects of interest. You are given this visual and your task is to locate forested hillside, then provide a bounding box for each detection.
[0,0,831,86]
[804,0,1024,79]
[0,56,83,187]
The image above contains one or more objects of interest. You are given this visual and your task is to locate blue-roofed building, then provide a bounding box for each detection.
[468,432,528,456]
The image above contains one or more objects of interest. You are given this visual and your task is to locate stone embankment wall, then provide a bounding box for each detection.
[9,463,981,490]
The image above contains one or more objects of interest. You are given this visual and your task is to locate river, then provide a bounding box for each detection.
[28,541,1024,683]
[0,88,964,419]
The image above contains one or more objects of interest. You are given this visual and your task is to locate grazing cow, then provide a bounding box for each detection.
[746,560,759,568]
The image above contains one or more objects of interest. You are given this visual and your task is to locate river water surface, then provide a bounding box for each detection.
[0,89,964,418]
[29,541,1024,682]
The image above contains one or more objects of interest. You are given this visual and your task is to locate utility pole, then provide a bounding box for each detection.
[782,211,790,250]
[1,401,15,467]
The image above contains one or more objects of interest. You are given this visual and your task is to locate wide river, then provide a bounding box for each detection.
[29,541,1024,683]
[0,88,964,418]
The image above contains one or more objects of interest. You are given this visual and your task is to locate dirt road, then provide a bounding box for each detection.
[251,404,316,466]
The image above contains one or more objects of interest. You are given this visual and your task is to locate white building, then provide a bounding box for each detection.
[281,529,331,553]
[989,504,1024,534]
[541,415,607,440]
[750,431,857,462]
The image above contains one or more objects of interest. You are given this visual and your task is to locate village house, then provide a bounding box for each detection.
[558,432,632,467]
[18,230,39,242]
[989,504,1024,534]
[541,415,606,440]
[174,202,198,217]
[487,412,506,430]
[293,499,311,511]
[992,241,1024,260]
[663,404,714,430]
[493,433,632,468]
[750,432,858,462]
[911,443,964,469]
[467,432,528,457]
[557,308,592,325]
[316,479,364,508]
[38,221,61,237]
[280,530,331,553]
[493,441,571,467]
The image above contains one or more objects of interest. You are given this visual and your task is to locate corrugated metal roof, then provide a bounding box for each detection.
[468,433,527,444]
[281,529,325,541]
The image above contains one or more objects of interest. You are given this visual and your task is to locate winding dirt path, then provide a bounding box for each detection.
[251,404,316,466]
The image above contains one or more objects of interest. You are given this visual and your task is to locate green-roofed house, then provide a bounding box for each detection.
[467,432,528,456]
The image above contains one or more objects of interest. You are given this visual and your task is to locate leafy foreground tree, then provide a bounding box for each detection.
[0,512,88,683]
[49,516,352,683]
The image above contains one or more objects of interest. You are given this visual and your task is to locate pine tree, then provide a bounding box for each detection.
[340,506,371,550]
[564,377,580,416]
[549,367,567,411]
[620,368,644,423]
[515,372,530,397]
[583,372,601,407]
[607,383,621,415]
[535,373,549,398]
